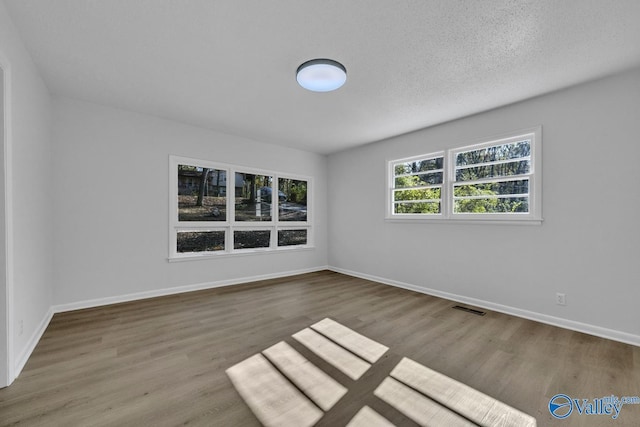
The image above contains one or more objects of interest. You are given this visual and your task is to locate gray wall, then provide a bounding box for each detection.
[0,60,6,387]
[51,97,328,307]
[328,67,640,343]
[0,1,53,385]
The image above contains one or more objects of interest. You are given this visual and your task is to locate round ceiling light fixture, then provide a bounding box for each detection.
[296,58,347,92]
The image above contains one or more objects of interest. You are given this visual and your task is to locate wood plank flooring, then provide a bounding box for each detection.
[0,271,638,426]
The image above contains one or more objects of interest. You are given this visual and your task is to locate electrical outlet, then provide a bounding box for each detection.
[556,293,566,306]
[18,319,24,336]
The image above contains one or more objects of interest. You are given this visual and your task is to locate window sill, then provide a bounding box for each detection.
[384,217,543,226]
[168,245,315,262]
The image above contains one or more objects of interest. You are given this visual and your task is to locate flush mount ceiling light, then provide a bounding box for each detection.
[296,59,347,92]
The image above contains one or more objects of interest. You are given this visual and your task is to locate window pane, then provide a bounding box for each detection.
[455,160,530,182]
[395,172,443,188]
[233,230,271,249]
[394,188,441,201]
[178,165,226,221]
[454,197,529,213]
[394,157,443,175]
[278,178,308,222]
[177,231,225,253]
[278,229,308,246]
[456,140,530,166]
[387,130,538,221]
[235,173,273,221]
[394,201,441,214]
[454,179,529,197]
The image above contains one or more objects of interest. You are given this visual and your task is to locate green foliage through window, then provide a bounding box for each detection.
[395,202,441,214]
[456,140,530,166]
[392,155,444,215]
[453,140,531,214]
[394,188,441,201]
[388,130,539,220]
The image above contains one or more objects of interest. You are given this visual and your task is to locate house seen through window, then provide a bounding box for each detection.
[171,157,311,259]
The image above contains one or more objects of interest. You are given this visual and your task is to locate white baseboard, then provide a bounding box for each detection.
[14,306,54,381]
[16,264,635,385]
[11,266,328,383]
[53,265,329,314]
[329,266,640,348]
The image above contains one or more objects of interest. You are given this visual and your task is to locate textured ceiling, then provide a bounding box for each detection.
[4,0,640,154]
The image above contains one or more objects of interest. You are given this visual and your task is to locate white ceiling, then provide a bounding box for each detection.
[4,0,640,155]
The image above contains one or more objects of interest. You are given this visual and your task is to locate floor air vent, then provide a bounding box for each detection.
[452,305,486,316]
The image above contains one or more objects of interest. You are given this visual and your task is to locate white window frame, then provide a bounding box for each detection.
[169,155,312,260]
[388,151,445,218]
[386,126,542,224]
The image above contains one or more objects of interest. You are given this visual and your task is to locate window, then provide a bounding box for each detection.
[235,172,273,222]
[391,153,444,215]
[388,127,541,222]
[170,156,311,259]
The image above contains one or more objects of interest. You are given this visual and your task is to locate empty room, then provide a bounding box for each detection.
[1,1,639,426]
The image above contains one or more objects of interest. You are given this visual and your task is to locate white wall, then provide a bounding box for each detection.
[0,63,6,387]
[0,2,53,385]
[51,97,328,307]
[328,67,640,343]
